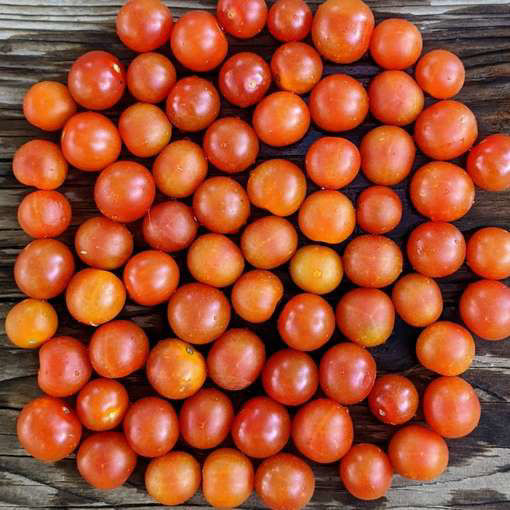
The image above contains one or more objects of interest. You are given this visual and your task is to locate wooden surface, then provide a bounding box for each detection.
[1,1,510,509]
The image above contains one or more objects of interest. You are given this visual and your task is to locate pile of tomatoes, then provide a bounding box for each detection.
[6,0,510,507]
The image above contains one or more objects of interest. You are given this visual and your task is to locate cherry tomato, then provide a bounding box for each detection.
[124,250,179,306]
[232,396,291,458]
[255,453,315,510]
[247,159,306,216]
[77,432,137,489]
[357,186,403,234]
[17,396,81,462]
[416,321,475,376]
[320,342,376,405]
[38,336,92,397]
[207,328,266,390]
[262,349,319,406]
[460,279,510,341]
[68,51,125,110]
[268,0,312,42]
[89,320,149,378]
[360,125,416,185]
[123,396,179,457]
[312,0,374,64]
[171,11,228,72]
[167,283,231,344]
[75,216,133,270]
[407,221,466,278]
[166,76,220,132]
[278,293,335,351]
[467,227,510,279]
[253,91,310,147]
[145,451,200,505]
[18,190,71,239]
[416,49,465,99]
[217,0,267,39]
[61,112,121,172]
[143,201,198,252]
[153,140,208,198]
[23,81,76,131]
[77,378,129,431]
[231,270,284,323]
[179,388,234,450]
[298,190,356,244]
[241,216,298,269]
[5,298,57,349]
[203,448,254,508]
[467,134,510,191]
[147,338,206,399]
[368,374,419,425]
[415,100,478,160]
[219,52,272,108]
[305,137,360,190]
[292,398,353,463]
[15,239,74,299]
[116,0,173,53]
[424,376,481,438]
[340,444,393,501]
[193,176,250,234]
[336,288,395,347]
[13,140,68,190]
[388,425,448,481]
[66,268,126,326]
[290,244,343,295]
[127,52,176,103]
[370,18,422,70]
[392,273,443,327]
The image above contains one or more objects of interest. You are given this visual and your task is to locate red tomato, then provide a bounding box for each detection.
[268,0,312,42]
[217,0,268,39]
[357,186,403,234]
[467,227,510,279]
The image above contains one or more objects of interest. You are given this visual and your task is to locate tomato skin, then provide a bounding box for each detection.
[17,396,81,462]
[467,227,510,280]
[15,239,75,299]
[116,0,173,53]
[217,0,267,39]
[312,0,374,64]
[170,11,228,72]
[268,0,312,42]
[77,432,137,489]
[23,81,76,131]
[357,186,403,234]
[13,140,68,190]
[340,444,393,501]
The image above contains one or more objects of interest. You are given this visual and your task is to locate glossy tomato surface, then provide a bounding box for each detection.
[268,0,312,42]
[357,186,402,234]
[467,227,510,279]
[217,0,267,39]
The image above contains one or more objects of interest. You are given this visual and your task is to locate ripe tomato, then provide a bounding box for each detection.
[415,100,478,160]
[357,186,403,234]
[17,396,81,462]
[171,11,228,72]
[147,338,206,399]
[268,0,312,42]
[247,159,307,216]
[38,336,92,397]
[340,444,393,501]
[23,81,76,131]
[217,0,267,39]
[312,0,374,64]
[407,221,466,278]
[116,0,173,53]
[388,425,448,481]
[18,190,71,239]
[232,396,291,458]
[278,293,335,351]
[76,378,129,431]
[68,51,125,110]
[336,288,395,347]
[207,328,266,390]
[77,432,137,489]
[262,349,319,406]
[298,190,356,244]
[292,398,353,463]
[416,49,465,99]
[467,227,510,279]
[13,140,67,190]
[123,250,179,306]
[15,239,75,299]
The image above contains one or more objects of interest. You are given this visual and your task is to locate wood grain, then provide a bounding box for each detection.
[1,1,510,509]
